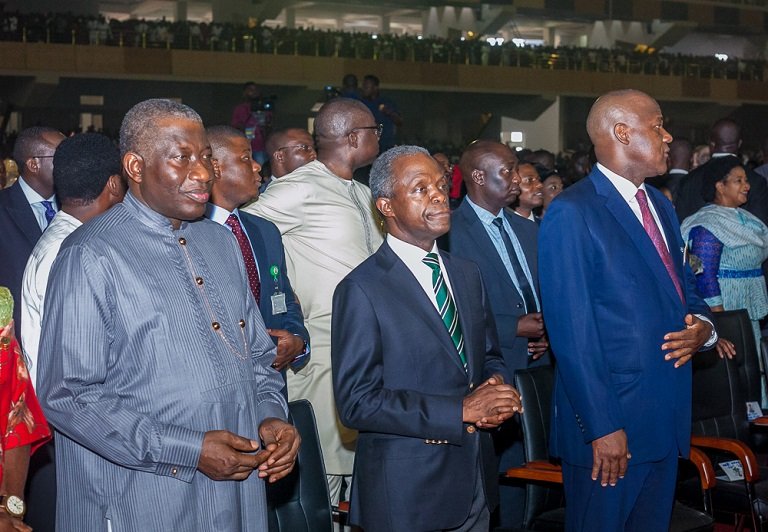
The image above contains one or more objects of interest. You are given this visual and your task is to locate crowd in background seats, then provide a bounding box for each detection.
[0,10,764,80]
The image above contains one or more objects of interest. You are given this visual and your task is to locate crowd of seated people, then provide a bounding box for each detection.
[0,9,764,80]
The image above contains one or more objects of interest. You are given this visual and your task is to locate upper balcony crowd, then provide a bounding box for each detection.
[0,10,765,81]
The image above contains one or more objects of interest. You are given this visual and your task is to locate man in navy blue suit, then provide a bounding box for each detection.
[539,89,717,531]
[332,145,522,532]
[206,126,309,379]
[0,126,64,341]
[449,139,549,529]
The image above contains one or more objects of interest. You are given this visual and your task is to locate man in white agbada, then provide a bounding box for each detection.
[244,97,384,503]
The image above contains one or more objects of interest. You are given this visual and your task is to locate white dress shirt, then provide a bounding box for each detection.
[597,163,670,249]
[21,210,82,387]
[18,176,57,231]
[386,234,454,312]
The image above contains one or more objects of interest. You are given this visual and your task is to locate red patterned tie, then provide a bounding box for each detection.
[635,189,684,302]
[225,214,261,303]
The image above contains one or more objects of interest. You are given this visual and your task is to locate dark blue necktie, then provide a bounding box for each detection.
[492,217,538,313]
[41,200,56,226]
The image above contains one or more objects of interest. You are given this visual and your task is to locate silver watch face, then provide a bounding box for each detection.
[4,495,24,516]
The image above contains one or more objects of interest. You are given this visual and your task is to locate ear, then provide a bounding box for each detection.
[471,168,485,186]
[272,150,285,163]
[613,122,630,145]
[106,174,123,197]
[123,152,144,185]
[347,131,359,149]
[714,179,726,194]
[376,197,394,219]
[25,157,39,175]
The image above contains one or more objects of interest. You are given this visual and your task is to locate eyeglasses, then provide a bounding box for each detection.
[277,144,315,153]
[30,155,55,159]
[349,124,383,139]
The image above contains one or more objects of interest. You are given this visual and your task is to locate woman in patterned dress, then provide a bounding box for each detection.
[0,292,51,532]
[681,156,768,401]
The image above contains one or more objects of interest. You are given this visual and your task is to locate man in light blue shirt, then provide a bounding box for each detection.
[449,139,549,530]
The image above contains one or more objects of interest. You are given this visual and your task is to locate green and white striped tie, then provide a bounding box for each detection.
[422,252,467,371]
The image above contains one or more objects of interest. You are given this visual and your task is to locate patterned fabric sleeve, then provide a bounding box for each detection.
[688,225,724,306]
[1,337,51,456]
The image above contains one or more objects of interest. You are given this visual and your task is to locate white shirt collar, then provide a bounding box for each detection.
[387,233,439,266]
[206,203,236,225]
[596,162,648,203]
[18,176,54,204]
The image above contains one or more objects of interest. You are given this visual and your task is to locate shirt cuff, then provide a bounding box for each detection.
[157,424,206,483]
[289,337,310,370]
[695,314,718,350]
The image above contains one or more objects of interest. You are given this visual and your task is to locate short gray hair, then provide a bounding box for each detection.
[369,145,430,200]
[120,99,203,157]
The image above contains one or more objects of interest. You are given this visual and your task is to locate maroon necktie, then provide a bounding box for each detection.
[225,214,261,303]
[635,189,684,302]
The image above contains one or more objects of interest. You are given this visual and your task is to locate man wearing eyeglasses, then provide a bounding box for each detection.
[243,97,384,506]
[0,127,64,342]
[0,126,63,532]
[265,128,317,181]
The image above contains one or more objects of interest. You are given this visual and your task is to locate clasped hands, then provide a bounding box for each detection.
[462,374,523,430]
[197,417,300,483]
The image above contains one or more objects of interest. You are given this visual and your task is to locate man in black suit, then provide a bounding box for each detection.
[0,126,64,341]
[449,139,549,529]
[332,145,522,532]
[647,137,691,202]
[206,125,310,379]
[676,119,768,224]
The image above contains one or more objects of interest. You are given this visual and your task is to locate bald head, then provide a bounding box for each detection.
[586,89,672,185]
[709,118,741,154]
[459,140,506,182]
[459,140,521,213]
[312,97,379,177]
[314,98,374,140]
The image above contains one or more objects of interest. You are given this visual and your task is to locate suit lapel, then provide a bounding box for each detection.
[457,202,519,293]
[3,182,42,245]
[240,215,271,299]
[592,169,682,308]
[378,244,468,377]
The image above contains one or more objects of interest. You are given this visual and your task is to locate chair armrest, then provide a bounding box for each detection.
[687,446,717,489]
[750,416,768,427]
[690,435,760,482]
[506,461,563,484]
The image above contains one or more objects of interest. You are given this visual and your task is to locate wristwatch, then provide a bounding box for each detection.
[0,495,25,518]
